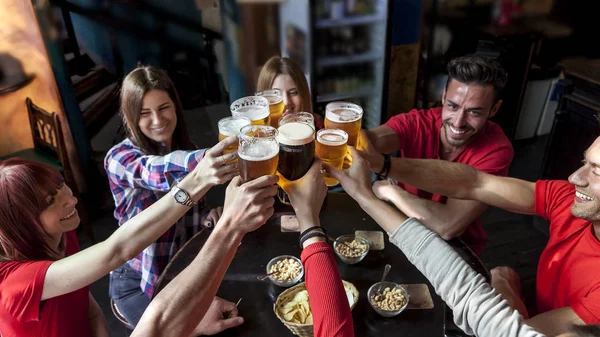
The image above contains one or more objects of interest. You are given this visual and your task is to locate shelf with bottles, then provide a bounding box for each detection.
[315,25,373,62]
[315,63,375,102]
[315,0,381,28]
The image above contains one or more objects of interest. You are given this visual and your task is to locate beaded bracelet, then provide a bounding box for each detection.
[299,231,327,248]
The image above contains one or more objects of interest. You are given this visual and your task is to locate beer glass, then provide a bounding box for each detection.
[256,89,284,128]
[230,96,271,126]
[217,116,251,159]
[316,129,348,186]
[238,125,279,182]
[324,102,363,169]
[278,111,315,130]
[276,114,316,204]
[324,102,363,146]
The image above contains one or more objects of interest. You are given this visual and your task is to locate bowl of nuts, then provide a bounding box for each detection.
[333,234,370,264]
[266,255,304,287]
[367,281,409,317]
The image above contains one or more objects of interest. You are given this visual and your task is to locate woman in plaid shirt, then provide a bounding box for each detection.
[104,66,238,332]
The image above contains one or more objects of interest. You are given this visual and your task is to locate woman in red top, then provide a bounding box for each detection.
[0,136,244,337]
[282,160,354,337]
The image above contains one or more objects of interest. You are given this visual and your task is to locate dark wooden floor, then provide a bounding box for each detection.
[82,106,554,335]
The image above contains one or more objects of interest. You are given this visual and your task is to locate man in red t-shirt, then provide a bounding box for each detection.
[359,55,514,255]
[377,136,600,335]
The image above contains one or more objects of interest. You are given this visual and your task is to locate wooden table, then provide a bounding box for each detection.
[155,193,489,336]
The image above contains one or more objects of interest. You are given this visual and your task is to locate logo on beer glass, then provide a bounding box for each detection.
[230,96,271,126]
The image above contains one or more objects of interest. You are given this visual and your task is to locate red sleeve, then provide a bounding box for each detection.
[301,242,354,337]
[572,286,600,324]
[534,180,574,220]
[0,260,53,322]
[383,109,421,150]
[469,145,513,177]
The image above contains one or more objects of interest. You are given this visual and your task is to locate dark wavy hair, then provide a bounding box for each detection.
[446,54,508,103]
[0,158,66,262]
[120,66,196,155]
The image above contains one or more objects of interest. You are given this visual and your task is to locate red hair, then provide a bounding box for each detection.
[0,158,65,262]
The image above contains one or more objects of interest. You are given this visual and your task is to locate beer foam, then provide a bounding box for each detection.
[219,118,251,137]
[239,140,279,161]
[265,95,283,105]
[326,108,362,123]
[234,106,270,120]
[317,130,348,146]
[276,122,315,146]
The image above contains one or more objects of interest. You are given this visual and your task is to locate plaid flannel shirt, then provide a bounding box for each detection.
[104,139,206,298]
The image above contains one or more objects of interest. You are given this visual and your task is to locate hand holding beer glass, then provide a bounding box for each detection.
[230,96,271,126]
[324,102,363,169]
[315,129,349,186]
[238,125,280,182]
[256,89,285,128]
[217,116,251,162]
[276,113,316,204]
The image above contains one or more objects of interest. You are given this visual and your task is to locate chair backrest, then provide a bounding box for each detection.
[25,97,67,165]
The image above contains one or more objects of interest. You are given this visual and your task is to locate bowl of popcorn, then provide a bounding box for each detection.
[367,281,409,317]
[333,234,370,265]
[266,255,304,287]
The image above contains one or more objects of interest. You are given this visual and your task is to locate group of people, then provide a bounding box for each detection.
[0,53,598,337]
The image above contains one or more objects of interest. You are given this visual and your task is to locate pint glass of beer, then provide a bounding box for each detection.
[217,116,251,157]
[230,96,271,126]
[276,114,316,204]
[278,111,315,130]
[238,125,279,182]
[324,102,363,146]
[256,89,284,128]
[316,129,348,186]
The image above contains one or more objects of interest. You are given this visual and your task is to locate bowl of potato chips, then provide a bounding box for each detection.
[274,280,358,337]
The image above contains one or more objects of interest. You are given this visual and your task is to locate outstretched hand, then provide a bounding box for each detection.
[326,147,375,202]
[192,297,244,336]
[193,136,240,189]
[280,159,327,227]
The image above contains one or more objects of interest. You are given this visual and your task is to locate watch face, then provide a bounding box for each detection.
[175,190,187,203]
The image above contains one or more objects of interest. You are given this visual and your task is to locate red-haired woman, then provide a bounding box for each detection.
[0,135,243,336]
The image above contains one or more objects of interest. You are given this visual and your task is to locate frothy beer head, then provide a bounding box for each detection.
[317,129,348,146]
[325,102,363,123]
[238,125,279,181]
[230,96,270,123]
[276,122,315,146]
[218,116,251,137]
[256,89,283,105]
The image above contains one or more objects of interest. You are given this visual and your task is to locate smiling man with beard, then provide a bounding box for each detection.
[359,55,513,256]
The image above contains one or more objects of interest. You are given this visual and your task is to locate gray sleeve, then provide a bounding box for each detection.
[389,218,544,337]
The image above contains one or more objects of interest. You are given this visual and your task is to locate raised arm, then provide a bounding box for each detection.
[282,160,355,337]
[328,149,544,337]
[41,137,239,301]
[373,180,488,240]
[131,175,279,337]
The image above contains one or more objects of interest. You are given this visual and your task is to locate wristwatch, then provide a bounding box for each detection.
[171,185,197,207]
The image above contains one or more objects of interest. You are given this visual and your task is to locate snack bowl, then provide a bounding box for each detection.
[367,281,409,317]
[274,280,359,337]
[333,234,369,265]
[266,255,304,287]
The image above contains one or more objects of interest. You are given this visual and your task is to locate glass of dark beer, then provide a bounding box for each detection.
[276,113,316,205]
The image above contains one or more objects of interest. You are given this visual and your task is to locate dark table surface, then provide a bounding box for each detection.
[156,192,488,337]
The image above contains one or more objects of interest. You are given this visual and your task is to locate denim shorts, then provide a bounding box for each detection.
[109,263,151,327]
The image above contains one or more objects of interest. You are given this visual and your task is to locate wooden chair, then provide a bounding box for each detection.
[110,298,134,336]
[0,98,95,241]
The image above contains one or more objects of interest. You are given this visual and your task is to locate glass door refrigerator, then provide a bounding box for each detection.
[280,0,392,129]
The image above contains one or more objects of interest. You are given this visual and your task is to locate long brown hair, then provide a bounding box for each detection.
[0,158,65,262]
[121,66,195,155]
[256,56,313,113]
